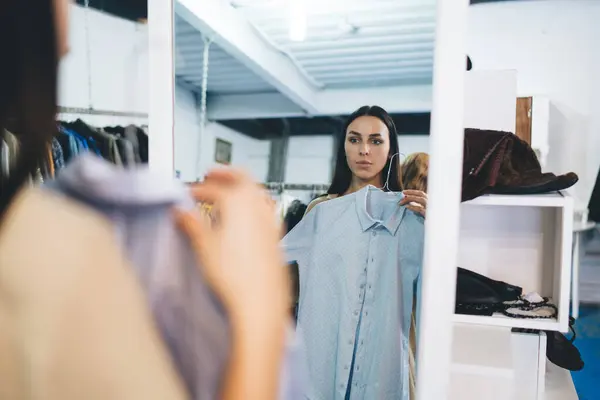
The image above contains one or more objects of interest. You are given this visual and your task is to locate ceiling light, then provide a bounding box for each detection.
[337,17,359,35]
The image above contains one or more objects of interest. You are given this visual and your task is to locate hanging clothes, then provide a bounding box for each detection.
[2,129,19,176]
[1,119,147,184]
[281,185,425,400]
[1,133,10,177]
[44,154,308,400]
[51,138,65,171]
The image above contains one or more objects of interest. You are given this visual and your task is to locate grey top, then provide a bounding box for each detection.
[44,154,307,400]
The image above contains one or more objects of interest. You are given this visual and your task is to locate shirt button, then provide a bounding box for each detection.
[371,257,374,262]
[348,339,353,345]
[354,310,359,316]
[356,366,360,371]
[372,231,377,237]
[360,283,365,289]
[344,365,349,370]
[365,311,369,316]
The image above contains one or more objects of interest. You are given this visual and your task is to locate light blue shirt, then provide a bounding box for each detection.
[43,154,308,400]
[282,185,424,400]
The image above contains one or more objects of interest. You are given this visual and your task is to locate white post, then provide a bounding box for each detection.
[148,0,175,177]
[416,0,470,399]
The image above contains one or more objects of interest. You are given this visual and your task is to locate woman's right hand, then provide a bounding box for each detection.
[176,168,289,400]
[175,168,289,320]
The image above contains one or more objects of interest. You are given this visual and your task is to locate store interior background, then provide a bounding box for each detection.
[63,0,600,398]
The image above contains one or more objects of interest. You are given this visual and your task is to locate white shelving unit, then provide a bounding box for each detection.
[449,324,578,400]
[446,71,577,399]
[454,191,574,332]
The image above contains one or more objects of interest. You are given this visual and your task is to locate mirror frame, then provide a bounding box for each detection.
[147,0,471,398]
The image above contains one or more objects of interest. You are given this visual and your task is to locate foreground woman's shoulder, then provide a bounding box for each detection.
[0,188,187,400]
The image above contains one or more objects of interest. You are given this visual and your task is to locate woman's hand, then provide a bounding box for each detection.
[175,168,289,319]
[400,189,427,218]
[175,168,289,400]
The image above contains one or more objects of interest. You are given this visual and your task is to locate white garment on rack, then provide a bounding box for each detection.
[276,193,298,221]
[1,138,9,177]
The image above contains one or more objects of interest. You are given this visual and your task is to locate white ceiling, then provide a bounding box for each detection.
[175,14,276,94]
[229,0,436,89]
[175,0,436,97]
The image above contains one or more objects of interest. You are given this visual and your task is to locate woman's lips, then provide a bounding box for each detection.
[356,161,372,168]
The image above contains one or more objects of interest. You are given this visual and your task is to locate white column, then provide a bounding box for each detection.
[148,0,175,177]
[416,0,470,399]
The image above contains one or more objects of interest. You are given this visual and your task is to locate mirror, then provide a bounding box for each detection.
[170,0,595,399]
[174,0,434,398]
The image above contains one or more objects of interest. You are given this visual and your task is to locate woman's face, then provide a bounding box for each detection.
[344,115,391,183]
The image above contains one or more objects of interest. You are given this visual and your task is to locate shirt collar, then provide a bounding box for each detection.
[355,185,406,235]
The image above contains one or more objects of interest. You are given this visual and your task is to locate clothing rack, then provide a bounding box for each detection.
[57,106,148,118]
[263,183,329,191]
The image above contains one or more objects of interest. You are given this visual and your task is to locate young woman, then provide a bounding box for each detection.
[0,1,287,399]
[306,105,428,217]
[294,106,426,399]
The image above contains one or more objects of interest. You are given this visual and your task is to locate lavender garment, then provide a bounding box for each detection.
[44,154,307,400]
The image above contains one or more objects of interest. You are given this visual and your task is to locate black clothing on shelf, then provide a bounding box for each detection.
[545,317,584,371]
[455,267,523,316]
[588,164,600,222]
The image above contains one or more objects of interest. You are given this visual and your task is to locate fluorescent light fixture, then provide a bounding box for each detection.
[288,0,307,42]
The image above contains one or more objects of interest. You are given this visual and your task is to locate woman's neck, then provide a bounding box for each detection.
[344,175,382,196]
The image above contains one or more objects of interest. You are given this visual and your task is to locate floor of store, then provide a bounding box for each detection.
[572,304,600,400]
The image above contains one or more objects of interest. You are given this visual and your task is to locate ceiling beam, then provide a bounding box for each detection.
[208,84,433,120]
[176,0,320,114]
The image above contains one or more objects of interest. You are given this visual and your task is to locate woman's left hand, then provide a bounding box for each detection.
[400,189,427,218]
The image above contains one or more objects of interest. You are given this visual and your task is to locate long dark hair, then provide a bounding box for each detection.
[328,105,403,195]
[0,1,58,218]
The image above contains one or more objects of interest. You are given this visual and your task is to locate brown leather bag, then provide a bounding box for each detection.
[462,128,578,202]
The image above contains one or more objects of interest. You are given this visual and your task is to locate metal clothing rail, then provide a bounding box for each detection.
[57,106,148,118]
[263,183,329,191]
[184,182,330,192]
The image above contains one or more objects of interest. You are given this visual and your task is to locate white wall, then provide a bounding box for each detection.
[285,136,333,185]
[197,122,270,181]
[468,0,600,209]
[174,84,200,182]
[398,135,429,160]
[174,101,271,181]
[58,4,149,127]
